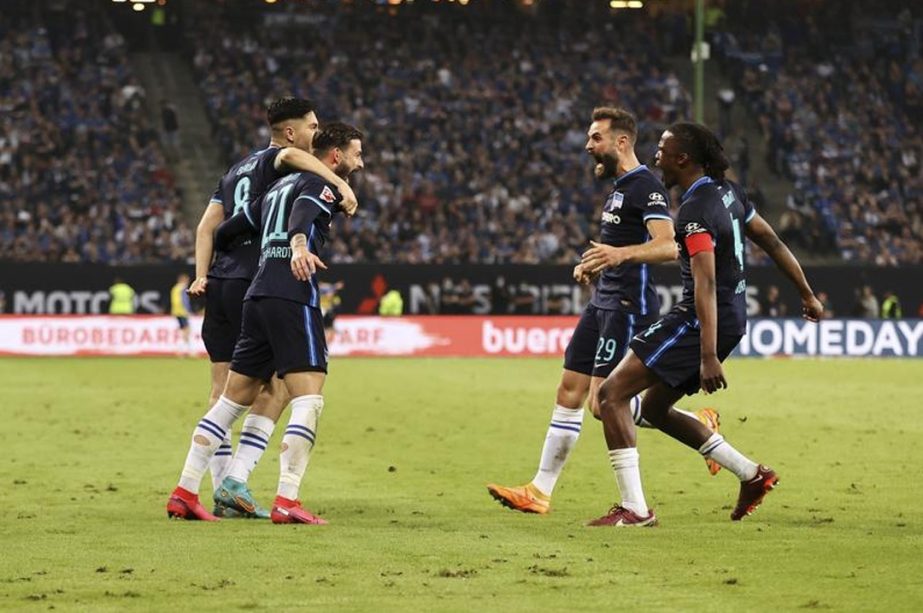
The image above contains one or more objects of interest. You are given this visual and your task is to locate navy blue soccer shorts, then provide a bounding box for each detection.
[202,277,250,363]
[564,303,659,378]
[630,310,742,395]
[230,297,328,381]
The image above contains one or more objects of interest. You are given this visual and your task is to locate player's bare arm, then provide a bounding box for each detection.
[690,249,726,394]
[580,219,677,275]
[275,147,358,217]
[189,202,226,296]
[745,213,823,322]
[289,233,327,282]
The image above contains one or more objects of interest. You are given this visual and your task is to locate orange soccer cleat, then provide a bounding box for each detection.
[696,407,723,476]
[486,482,550,514]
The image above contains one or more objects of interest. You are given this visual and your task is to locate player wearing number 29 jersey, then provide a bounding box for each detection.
[588,122,823,529]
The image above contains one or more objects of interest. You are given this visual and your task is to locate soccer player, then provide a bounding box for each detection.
[181,98,357,518]
[487,107,720,515]
[170,272,193,355]
[167,122,364,524]
[588,122,823,527]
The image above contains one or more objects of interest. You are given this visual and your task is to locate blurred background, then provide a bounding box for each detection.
[0,0,920,330]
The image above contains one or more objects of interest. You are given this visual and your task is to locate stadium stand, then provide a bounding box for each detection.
[2,0,919,266]
[184,1,690,264]
[0,2,192,263]
[713,0,922,265]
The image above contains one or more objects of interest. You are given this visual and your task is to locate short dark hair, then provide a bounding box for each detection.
[591,106,637,140]
[313,121,364,153]
[266,97,315,127]
[668,121,730,181]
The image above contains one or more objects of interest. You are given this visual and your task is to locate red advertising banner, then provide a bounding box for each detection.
[0,315,578,357]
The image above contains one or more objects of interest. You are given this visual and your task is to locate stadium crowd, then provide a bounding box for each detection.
[185,1,691,264]
[713,0,923,265]
[0,3,192,263]
[1,0,919,268]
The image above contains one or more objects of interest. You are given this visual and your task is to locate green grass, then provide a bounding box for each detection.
[2,357,921,611]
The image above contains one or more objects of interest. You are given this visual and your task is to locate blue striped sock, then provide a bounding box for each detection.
[227,414,275,483]
[209,436,233,490]
[277,395,324,500]
[532,405,584,495]
[178,396,248,493]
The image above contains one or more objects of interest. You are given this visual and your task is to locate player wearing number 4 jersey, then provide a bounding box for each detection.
[168,99,357,521]
[589,122,824,527]
[487,108,720,516]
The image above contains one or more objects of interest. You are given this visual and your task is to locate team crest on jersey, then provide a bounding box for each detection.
[605,192,624,211]
[319,185,336,204]
[685,222,707,235]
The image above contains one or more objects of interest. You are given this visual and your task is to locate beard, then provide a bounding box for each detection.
[592,152,619,180]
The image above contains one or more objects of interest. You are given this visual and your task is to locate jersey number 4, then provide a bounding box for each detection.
[261,184,294,248]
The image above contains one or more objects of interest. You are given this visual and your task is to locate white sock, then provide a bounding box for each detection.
[630,395,653,428]
[608,448,648,516]
[209,436,233,490]
[276,395,323,500]
[531,405,584,495]
[227,414,276,483]
[699,433,759,481]
[178,396,248,494]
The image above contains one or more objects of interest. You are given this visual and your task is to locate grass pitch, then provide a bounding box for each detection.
[2,357,921,611]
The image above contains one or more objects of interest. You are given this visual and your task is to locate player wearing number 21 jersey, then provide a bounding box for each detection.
[168,99,357,521]
[168,122,364,525]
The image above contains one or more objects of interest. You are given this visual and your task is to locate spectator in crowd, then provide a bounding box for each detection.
[378,289,404,317]
[455,279,477,314]
[881,291,903,319]
[491,277,513,314]
[160,99,180,154]
[760,285,787,318]
[109,277,136,315]
[854,285,879,318]
[816,290,835,319]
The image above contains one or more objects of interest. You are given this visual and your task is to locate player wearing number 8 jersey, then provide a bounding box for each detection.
[168,99,358,521]
[168,122,364,525]
[589,122,824,527]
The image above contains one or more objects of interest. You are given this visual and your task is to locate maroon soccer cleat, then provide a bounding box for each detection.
[731,465,779,521]
[166,487,219,521]
[587,505,657,527]
[270,496,328,525]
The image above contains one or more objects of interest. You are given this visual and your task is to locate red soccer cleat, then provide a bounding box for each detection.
[166,487,219,521]
[731,465,779,521]
[270,496,328,525]
[588,505,657,527]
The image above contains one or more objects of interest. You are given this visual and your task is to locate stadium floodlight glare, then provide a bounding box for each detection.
[132,3,145,10]
[610,0,643,7]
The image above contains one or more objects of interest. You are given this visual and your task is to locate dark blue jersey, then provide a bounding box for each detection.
[208,146,285,281]
[591,165,672,315]
[244,171,342,307]
[675,177,755,335]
